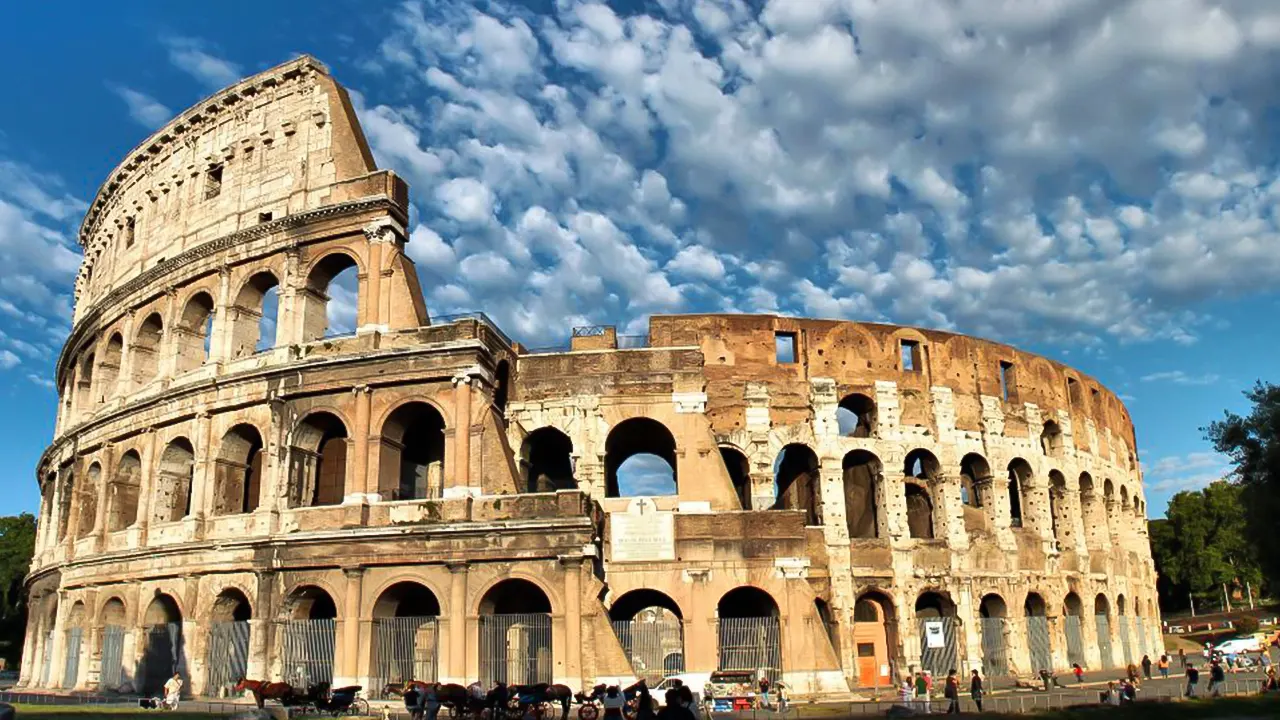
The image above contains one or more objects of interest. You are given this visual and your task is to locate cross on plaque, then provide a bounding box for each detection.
[634,497,654,515]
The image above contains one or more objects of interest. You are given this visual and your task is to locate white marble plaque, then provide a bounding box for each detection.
[610,498,675,562]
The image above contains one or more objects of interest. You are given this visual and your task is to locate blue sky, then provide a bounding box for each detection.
[2,0,1279,517]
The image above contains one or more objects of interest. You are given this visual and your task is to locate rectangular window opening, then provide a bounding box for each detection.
[775,332,797,364]
[1067,377,1082,404]
[999,361,1015,402]
[258,211,273,223]
[204,165,223,200]
[124,216,135,248]
[900,340,921,372]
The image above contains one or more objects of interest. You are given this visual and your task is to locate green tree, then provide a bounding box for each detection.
[0,512,36,667]
[1151,482,1261,606]
[1206,381,1280,590]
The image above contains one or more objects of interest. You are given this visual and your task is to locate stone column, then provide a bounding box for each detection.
[277,247,301,347]
[359,219,400,334]
[449,373,474,496]
[684,569,716,673]
[16,609,37,687]
[249,571,276,682]
[92,444,115,545]
[560,557,584,686]
[47,591,68,689]
[934,473,969,551]
[187,411,213,538]
[349,385,373,502]
[336,567,364,688]
[445,563,468,684]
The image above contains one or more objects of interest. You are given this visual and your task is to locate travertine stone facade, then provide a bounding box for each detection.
[24,57,1159,699]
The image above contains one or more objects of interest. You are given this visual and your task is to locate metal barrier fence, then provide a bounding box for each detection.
[1064,615,1085,668]
[1095,615,1114,668]
[206,621,250,698]
[980,618,1008,676]
[1026,616,1052,673]
[62,628,82,689]
[372,616,439,697]
[100,625,126,690]
[1119,615,1133,667]
[718,617,781,683]
[612,619,685,684]
[480,613,552,687]
[140,623,185,696]
[918,617,958,678]
[280,618,335,688]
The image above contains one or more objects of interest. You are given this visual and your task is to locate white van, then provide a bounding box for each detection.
[653,673,712,698]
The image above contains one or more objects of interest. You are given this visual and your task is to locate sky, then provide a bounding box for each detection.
[2,0,1279,516]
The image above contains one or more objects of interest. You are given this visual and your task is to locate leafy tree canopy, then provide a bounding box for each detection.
[1150,482,1262,600]
[1205,381,1280,588]
[0,513,35,620]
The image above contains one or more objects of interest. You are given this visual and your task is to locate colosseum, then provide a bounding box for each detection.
[20,56,1160,700]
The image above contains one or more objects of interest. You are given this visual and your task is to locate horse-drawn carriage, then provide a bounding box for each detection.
[235,679,370,716]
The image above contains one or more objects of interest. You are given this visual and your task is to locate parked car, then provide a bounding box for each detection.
[1215,636,1263,655]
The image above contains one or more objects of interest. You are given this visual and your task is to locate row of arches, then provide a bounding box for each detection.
[61,251,362,428]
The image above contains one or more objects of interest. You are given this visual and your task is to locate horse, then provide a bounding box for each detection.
[510,683,575,720]
[233,678,296,709]
[383,680,434,698]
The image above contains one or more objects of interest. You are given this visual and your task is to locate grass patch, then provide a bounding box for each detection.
[9,705,223,719]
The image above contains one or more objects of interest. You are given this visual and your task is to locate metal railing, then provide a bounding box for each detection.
[372,616,439,697]
[479,613,552,686]
[717,617,782,683]
[280,618,336,688]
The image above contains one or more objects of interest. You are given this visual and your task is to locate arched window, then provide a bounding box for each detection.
[76,463,102,539]
[720,446,751,510]
[959,453,990,508]
[207,588,252,697]
[843,450,881,539]
[281,585,337,687]
[978,594,1009,675]
[107,451,141,532]
[1007,458,1032,528]
[132,313,164,388]
[914,592,957,677]
[291,412,349,507]
[605,418,677,497]
[380,403,446,501]
[717,587,782,682]
[1063,591,1086,668]
[175,292,215,373]
[1048,470,1069,544]
[75,352,95,411]
[903,450,940,539]
[213,424,265,516]
[96,334,124,402]
[479,579,553,686]
[773,444,819,525]
[230,272,280,358]
[852,591,896,688]
[302,253,360,341]
[1040,420,1063,457]
[836,393,876,437]
[139,594,185,696]
[372,582,442,689]
[154,438,196,523]
[521,427,575,493]
[1024,592,1052,672]
[609,589,685,683]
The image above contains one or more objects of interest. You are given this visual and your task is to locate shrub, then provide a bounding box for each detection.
[1234,615,1260,635]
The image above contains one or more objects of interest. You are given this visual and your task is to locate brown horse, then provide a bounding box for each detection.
[383,680,434,698]
[234,678,296,709]
[511,683,575,720]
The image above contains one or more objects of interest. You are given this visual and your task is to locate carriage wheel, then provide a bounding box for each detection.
[578,704,599,720]
[349,698,370,716]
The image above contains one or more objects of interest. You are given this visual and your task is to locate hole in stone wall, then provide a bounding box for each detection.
[843,450,881,539]
[775,332,797,364]
[521,427,575,493]
[773,444,820,525]
[606,417,677,497]
[836,393,876,437]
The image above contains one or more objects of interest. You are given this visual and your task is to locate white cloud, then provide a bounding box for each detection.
[1139,370,1220,385]
[665,245,725,282]
[0,349,18,369]
[109,85,172,129]
[26,373,55,390]
[163,37,242,90]
[435,178,496,225]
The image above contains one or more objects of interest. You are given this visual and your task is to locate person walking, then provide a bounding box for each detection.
[969,670,984,712]
[1209,659,1225,697]
[602,686,627,720]
[1185,663,1200,697]
[774,682,788,714]
[424,682,442,720]
[1141,654,1152,680]
[403,684,424,720]
[1158,654,1170,679]
[162,673,183,711]
[900,675,915,708]
[1072,663,1084,683]
[915,671,931,714]
[943,670,960,714]
[1179,647,1187,669]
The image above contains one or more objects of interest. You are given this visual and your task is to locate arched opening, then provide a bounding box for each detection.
[1094,593,1115,669]
[1116,593,1133,666]
[99,598,127,691]
[302,252,360,341]
[230,272,281,358]
[175,292,215,373]
[904,450,939,539]
[716,587,782,682]
[139,594,185,697]
[1040,420,1063,458]
[54,468,74,542]
[290,412,349,508]
[379,402,446,501]
[76,463,101,540]
[1024,593,1052,673]
[494,360,510,420]
[281,585,337,688]
[1048,470,1069,546]
[107,451,141,532]
[521,427,575,494]
[915,592,957,677]
[96,334,124,402]
[843,450,881,539]
[959,453,990,508]
[372,582,442,694]
[63,602,86,689]
[478,579,553,686]
[720,446,751,510]
[1079,472,1104,549]
[36,597,58,687]
[852,591,897,688]
[132,313,164,388]
[75,352,95,413]
[773,444,819,525]
[1007,458,1032,529]
[609,589,685,684]
[213,424,264,516]
[978,594,1009,676]
[207,588,252,698]
[605,417,677,497]
[836,393,876,437]
[154,438,195,524]
[1063,592,1086,667]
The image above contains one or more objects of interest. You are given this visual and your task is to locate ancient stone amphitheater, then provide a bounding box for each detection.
[21,57,1159,700]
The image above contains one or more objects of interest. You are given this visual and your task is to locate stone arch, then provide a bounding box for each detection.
[132,312,164,388]
[370,581,443,688]
[1116,594,1128,616]
[99,596,128,627]
[605,417,677,497]
[213,424,265,516]
[139,593,185,696]
[174,290,215,373]
[609,588,684,621]
[290,411,349,507]
[230,271,281,358]
[210,587,253,623]
[843,449,882,539]
[836,393,877,438]
[1024,592,1053,673]
[373,581,441,619]
[302,250,362,341]
[852,590,897,688]
[716,586,782,681]
[473,574,560,616]
[521,427,575,493]
[719,445,751,510]
[107,450,142,532]
[63,601,88,688]
[76,462,102,539]
[1119,485,1130,513]
[1007,458,1032,528]
[75,350,96,412]
[153,437,195,524]
[914,590,958,677]
[1040,420,1064,458]
[978,593,1009,675]
[1048,470,1069,544]
[1094,593,1111,617]
[283,584,339,621]
[1063,592,1084,618]
[773,443,819,525]
[477,578,553,685]
[96,333,124,402]
[379,401,446,501]
[904,449,940,539]
[959,453,991,508]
